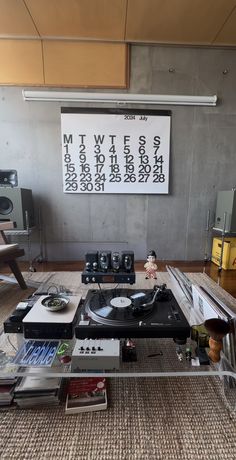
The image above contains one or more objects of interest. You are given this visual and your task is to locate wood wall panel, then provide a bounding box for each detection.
[0,40,44,85]
[43,41,129,87]
[125,0,236,45]
[213,8,236,45]
[25,0,127,40]
[0,0,39,36]
[1,0,236,47]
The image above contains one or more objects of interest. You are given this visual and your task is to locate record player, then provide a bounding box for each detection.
[75,284,190,342]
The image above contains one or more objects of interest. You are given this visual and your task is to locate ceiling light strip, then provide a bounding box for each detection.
[22,90,217,106]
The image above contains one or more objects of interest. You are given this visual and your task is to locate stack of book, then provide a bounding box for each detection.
[0,384,16,407]
[14,367,63,408]
[65,377,108,414]
[0,364,19,407]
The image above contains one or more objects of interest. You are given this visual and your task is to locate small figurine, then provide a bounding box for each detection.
[144,250,158,279]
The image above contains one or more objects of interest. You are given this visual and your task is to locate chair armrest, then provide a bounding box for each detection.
[0,222,14,231]
[0,221,14,244]
[0,244,24,264]
[0,243,19,255]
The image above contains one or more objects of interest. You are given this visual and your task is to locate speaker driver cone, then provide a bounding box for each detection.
[0,196,13,215]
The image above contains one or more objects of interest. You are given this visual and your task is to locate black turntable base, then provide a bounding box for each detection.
[75,285,190,341]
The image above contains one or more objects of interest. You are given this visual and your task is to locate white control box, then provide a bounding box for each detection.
[72,339,120,371]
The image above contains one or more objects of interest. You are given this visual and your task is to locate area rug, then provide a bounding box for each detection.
[0,272,236,460]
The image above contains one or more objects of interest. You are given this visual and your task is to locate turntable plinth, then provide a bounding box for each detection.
[75,287,190,341]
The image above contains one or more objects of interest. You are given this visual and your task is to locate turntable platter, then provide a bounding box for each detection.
[85,289,153,326]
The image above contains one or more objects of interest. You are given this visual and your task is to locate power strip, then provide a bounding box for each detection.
[72,339,120,371]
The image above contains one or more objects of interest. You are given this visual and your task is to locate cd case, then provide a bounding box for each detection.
[65,377,107,414]
[13,340,60,367]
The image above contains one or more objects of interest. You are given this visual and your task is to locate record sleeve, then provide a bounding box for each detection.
[13,340,60,367]
[14,367,62,393]
[65,377,107,414]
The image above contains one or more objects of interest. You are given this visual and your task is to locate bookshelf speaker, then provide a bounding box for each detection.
[214,190,236,233]
[0,188,35,229]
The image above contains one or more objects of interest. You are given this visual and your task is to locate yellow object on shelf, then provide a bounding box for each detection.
[211,237,236,270]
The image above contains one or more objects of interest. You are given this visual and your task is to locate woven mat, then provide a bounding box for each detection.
[0,378,236,460]
[0,272,236,460]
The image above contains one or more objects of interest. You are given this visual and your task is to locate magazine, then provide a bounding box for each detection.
[65,377,107,414]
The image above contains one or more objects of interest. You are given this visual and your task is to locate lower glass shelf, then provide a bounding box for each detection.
[1,333,236,379]
[1,333,236,411]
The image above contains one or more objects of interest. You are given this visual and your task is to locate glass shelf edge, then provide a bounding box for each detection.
[2,370,236,379]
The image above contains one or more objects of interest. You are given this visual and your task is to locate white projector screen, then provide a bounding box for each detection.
[61,108,171,194]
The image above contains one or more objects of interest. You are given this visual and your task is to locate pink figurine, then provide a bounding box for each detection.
[144,250,158,279]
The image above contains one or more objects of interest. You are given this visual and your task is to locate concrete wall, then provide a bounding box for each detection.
[0,45,236,261]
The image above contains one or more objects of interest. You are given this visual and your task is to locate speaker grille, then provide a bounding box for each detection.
[0,196,13,215]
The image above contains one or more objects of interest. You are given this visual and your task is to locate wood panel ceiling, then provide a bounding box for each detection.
[1,0,236,46]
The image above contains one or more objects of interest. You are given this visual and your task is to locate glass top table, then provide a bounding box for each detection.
[0,272,236,410]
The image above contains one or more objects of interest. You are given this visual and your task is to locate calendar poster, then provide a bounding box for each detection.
[61,108,171,194]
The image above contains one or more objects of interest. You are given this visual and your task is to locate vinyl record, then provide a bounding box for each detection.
[85,289,154,326]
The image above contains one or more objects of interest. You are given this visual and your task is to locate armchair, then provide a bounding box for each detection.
[0,222,27,289]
